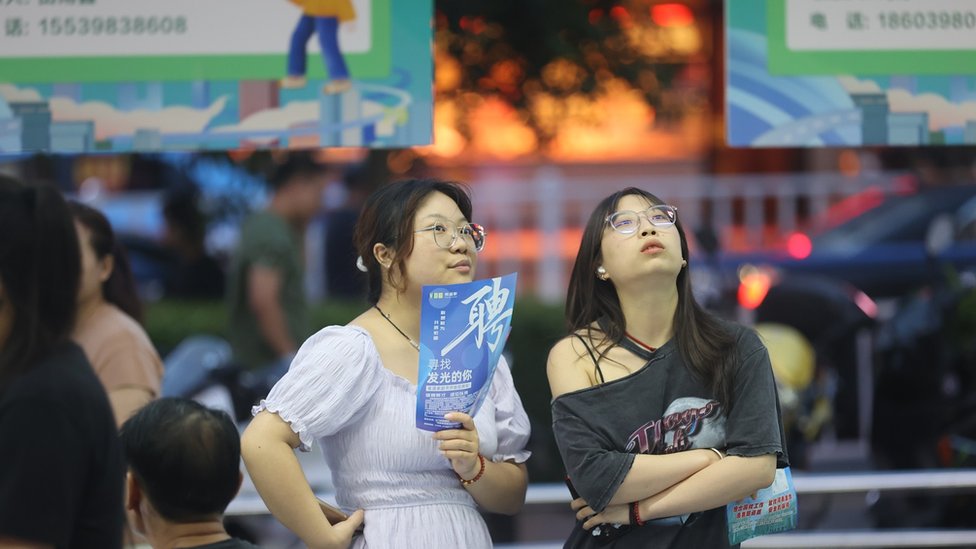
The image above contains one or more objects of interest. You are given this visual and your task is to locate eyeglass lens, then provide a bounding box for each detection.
[608,205,676,233]
[430,221,486,251]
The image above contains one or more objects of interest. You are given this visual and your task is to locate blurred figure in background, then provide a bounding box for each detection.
[0,175,124,548]
[161,184,226,300]
[227,151,329,386]
[120,397,258,549]
[70,201,165,427]
[322,162,370,299]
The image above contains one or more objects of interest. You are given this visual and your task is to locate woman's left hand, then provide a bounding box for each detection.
[572,497,631,530]
[433,412,481,480]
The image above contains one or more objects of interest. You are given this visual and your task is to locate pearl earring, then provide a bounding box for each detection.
[596,266,609,281]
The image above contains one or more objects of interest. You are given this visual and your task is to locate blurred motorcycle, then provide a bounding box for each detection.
[751,272,876,443]
[869,214,976,528]
[755,322,833,471]
[161,335,268,423]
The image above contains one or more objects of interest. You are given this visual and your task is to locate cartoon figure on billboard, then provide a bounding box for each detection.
[282,0,355,94]
[0,0,434,152]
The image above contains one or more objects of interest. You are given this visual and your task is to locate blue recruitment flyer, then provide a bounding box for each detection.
[416,273,517,432]
[726,467,798,545]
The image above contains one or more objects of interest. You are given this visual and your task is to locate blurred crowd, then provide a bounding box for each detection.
[0,151,383,548]
[0,173,262,548]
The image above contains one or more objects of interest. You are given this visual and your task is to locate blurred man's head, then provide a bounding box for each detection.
[120,398,242,526]
[268,151,331,223]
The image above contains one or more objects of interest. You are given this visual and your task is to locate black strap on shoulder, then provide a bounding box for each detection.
[574,334,605,385]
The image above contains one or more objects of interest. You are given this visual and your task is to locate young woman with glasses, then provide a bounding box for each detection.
[242,178,531,549]
[547,187,788,548]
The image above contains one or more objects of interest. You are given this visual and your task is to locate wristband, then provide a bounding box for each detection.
[458,454,486,486]
[631,501,645,527]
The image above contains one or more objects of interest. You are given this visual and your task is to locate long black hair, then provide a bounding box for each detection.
[69,201,144,324]
[565,187,738,410]
[353,178,474,305]
[0,175,81,389]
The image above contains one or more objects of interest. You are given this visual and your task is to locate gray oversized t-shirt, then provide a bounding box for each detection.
[551,323,788,548]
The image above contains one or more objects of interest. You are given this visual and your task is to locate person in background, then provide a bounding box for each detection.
[323,162,370,299]
[70,201,165,428]
[161,184,226,300]
[226,152,329,386]
[0,175,124,548]
[120,397,259,549]
[547,187,788,548]
[241,178,531,549]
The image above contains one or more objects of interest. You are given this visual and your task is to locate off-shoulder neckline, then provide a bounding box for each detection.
[551,337,676,404]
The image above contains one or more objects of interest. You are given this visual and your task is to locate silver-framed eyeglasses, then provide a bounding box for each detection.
[415,220,487,252]
[605,204,678,235]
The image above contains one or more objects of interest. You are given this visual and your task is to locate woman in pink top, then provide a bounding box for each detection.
[70,202,164,427]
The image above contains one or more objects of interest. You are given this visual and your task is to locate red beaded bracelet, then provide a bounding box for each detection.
[458,454,486,486]
[631,501,645,527]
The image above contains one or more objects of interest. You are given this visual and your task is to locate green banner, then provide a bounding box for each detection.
[0,0,390,82]
[766,0,976,76]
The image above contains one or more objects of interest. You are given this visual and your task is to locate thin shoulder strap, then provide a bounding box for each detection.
[574,334,605,385]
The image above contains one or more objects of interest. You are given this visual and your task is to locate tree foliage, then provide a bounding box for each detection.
[435,0,694,145]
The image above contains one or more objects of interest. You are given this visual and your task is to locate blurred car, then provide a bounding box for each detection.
[730,184,976,302]
[694,184,976,441]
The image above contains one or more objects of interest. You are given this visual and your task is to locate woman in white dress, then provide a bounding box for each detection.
[241,178,531,549]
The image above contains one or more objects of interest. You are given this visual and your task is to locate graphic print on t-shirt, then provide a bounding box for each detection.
[625,397,726,454]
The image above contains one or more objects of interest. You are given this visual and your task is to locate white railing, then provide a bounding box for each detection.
[227,469,976,547]
[494,469,976,505]
[466,165,904,302]
[495,531,976,549]
[509,469,976,549]
[228,469,976,546]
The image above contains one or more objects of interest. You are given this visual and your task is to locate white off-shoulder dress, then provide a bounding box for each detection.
[253,325,532,549]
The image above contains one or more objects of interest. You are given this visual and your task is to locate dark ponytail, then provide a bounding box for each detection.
[68,201,144,324]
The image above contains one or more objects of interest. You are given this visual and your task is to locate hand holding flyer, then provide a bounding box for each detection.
[416,273,517,431]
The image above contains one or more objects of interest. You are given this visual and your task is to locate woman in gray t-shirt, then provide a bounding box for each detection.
[547,187,789,548]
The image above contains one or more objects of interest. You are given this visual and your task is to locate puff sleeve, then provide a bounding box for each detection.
[486,357,532,464]
[252,326,381,451]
